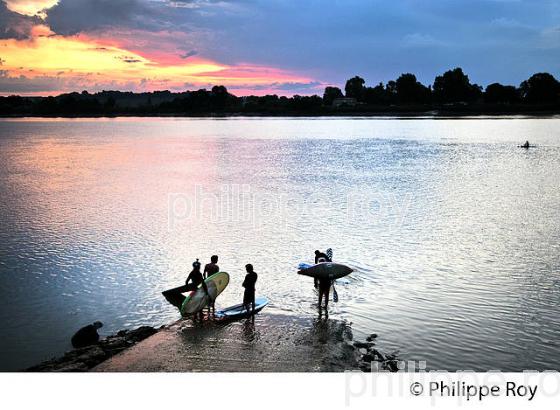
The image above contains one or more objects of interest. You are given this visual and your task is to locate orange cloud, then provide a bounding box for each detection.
[5,0,58,16]
[0,23,321,96]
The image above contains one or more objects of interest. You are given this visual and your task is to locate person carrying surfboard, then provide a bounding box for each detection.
[186,259,212,320]
[242,264,258,316]
[162,259,212,315]
[185,259,209,293]
[313,249,334,309]
[313,250,331,289]
[204,255,220,315]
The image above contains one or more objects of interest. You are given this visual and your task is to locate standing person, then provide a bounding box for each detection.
[162,259,211,320]
[242,264,258,315]
[204,255,220,315]
[204,255,220,279]
[314,249,334,308]
[185,259,211,321]
[313,250,331,289]
[185,259,208,293]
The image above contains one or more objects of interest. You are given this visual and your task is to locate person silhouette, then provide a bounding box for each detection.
[242,264,258,316]
[313,249,331,289]
[203,255,220,279]
[162,259,211,318]
[71,321,103,348]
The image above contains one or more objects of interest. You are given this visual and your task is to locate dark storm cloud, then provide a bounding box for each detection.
[0,1,40,39]
[45,0,172,35]
[41,0,560,86]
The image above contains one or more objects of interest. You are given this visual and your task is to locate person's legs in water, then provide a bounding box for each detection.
[243,288,255,314]
[243,290,249,312]
[245,291,256,322]
[318,279,330,309]
[200,280,212,321]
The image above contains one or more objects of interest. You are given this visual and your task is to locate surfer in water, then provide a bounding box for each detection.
[314,249,333,310]
[242,264,258,316]
[313,250,331,289]
[204,255,220,315]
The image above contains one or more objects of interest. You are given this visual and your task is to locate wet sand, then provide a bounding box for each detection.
[93,314,359,372]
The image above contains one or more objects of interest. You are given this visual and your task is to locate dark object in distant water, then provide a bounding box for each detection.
[71,321,103,348]
[520,140,531,149]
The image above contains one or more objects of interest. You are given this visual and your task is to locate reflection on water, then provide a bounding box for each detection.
[0,117,559,371]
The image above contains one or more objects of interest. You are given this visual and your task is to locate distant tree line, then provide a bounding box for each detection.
[1,68,559,116]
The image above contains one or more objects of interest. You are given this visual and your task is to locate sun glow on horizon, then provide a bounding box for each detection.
[5,0,58,16]
[0,1,321,97]
[0,26,319,96]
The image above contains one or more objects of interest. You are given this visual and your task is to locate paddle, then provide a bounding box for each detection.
[326,248,339,303]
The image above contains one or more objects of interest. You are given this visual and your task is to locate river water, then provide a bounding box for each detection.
[1,116,559,371]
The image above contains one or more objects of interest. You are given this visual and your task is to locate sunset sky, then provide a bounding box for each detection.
[0,0,558,96]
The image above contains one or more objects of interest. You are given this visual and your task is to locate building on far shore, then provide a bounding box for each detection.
[332,97,358,108]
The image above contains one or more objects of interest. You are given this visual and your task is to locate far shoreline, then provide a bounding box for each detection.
[1,110,560,120]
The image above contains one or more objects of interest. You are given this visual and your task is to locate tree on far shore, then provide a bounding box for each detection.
[2,68,560,116]
[345,76,365,100]
[519,73,560,104]
[484,83,519,104]
[395,73,431,104]
[433,67,482,103]
[323,86,344,105]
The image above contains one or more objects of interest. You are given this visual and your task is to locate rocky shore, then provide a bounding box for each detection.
[25,326,158,372]
[354,334,401,372]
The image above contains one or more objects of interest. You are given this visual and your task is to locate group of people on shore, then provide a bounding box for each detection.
[163,249,336,319]
[162,255,258,319]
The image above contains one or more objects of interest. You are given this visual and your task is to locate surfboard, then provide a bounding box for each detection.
[298,262,353,280]
[215,297,269,320]
[181,271,229,316]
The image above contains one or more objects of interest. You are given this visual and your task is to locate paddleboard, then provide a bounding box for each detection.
[216,297,269,320]
[298,263,352,284]
[181,271,229,316]
[298,262,353,280]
